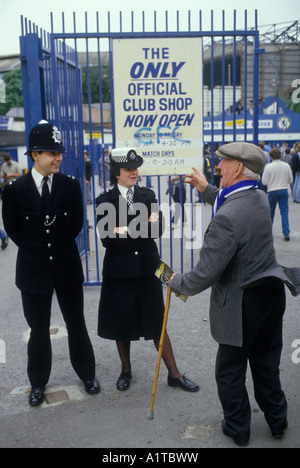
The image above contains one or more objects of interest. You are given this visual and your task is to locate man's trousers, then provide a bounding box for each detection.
[21,287,96,388]
[215,278,287,443]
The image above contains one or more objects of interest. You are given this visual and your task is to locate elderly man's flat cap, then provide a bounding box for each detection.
[216,142,266,174]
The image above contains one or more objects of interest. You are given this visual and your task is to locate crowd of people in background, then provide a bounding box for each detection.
[199,140,300,241]
[0,152,22,250]
[202,140,300,198]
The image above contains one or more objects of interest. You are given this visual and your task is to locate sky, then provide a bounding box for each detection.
[0,0,299,56]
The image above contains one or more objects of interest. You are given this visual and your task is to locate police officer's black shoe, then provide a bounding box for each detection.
[167,374,199,392]
[116,372,132,391]
[29,387,45,406]
[84,378,100,394]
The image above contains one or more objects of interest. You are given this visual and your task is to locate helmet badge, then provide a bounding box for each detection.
[52,126,62,144]
[128,150,137,161]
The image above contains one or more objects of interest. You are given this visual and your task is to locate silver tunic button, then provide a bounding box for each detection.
[49,256,53,261]
[134,251,139,255]
[47,243,52,248]
[46,229,50,234]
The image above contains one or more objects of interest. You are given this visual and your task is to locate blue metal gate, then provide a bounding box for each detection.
[19,10,263,286]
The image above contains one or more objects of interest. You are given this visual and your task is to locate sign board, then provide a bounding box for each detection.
[203,114,300,142]
[112,38,203,175]
[0,115,13,131]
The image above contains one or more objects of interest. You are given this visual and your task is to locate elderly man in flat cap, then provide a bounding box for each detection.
[169,142,300,446]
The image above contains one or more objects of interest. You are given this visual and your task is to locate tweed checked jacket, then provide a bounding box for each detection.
[170,184,300,347]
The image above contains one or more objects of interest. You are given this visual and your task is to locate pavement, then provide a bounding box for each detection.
[0,190,299,450]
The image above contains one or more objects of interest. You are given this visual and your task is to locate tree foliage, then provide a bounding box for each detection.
[0,69,23,115]
[0,64,111,117]
[81,65,110,103]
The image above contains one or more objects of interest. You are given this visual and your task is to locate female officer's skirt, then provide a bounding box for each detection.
[98,275,165,341]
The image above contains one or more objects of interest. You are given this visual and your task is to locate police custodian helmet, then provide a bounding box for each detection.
[25,120,66,155]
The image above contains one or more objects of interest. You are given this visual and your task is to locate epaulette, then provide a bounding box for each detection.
[95,188,112,205]
[100,186,115,195]
[97,189,110,200]
[99,189,108,196]
[138,185,152,192]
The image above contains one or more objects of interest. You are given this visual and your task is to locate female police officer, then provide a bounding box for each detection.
[96,148,199,392]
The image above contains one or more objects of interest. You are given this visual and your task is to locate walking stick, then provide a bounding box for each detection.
[147,285,171,420]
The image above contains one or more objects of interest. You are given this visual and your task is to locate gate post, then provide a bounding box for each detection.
[252,30,265,144]
[20,33,46,164]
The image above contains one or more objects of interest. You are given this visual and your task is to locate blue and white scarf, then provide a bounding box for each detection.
[212,180,258,217]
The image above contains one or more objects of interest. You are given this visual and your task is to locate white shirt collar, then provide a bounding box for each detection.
[31,167,53,194]
[117,184,134,199]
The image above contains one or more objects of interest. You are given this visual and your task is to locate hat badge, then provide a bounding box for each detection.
[128,150,136,161]
[52,126,62,144]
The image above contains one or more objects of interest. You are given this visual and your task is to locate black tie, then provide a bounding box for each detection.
[42,176,50,205]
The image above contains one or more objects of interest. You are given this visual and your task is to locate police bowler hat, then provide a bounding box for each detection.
[25,120,66,155]
[110,148,143,169]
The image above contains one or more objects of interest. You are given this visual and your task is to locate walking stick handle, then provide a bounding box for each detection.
[147,286,171,420]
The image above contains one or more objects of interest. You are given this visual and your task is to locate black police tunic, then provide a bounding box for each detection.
[2,171,84,294]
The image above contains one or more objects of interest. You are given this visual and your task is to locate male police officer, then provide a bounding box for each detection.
[2,120,100,406]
